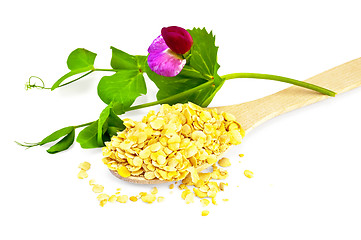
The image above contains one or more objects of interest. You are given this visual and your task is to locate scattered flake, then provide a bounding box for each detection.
[108,195,117,203]
[129,196,138,202]
[157,196,165,203]
[116,195,128,203]
[212,198,217,205]
[219,182,228,191]
[92,184,104,193]
[244,170,254,178]
[99,199,107,207]
[239,154,244,157]
[151,187,158,195]
[77,170,88,179]
[222,199,229,202]
[201,210,210,216]
[218,157,231,167]
[169,184,175,189]
[141,193,157,204]
[200,199,210,207]
[89,179,96,186]
[97,193,109,201]
[78,161,91,171]
[184,192,195,204]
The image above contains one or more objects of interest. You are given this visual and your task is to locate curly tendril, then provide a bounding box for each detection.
[25,76,47,90]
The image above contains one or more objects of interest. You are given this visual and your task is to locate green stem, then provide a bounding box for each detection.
[93,68,119,72]
[128,80,214,111]
[221,73,336,97]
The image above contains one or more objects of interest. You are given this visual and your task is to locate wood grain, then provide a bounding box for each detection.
[111,57,361,184]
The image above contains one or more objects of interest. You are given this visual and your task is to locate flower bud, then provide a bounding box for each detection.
[161,26,193,55]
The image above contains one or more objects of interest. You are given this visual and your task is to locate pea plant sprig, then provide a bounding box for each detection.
[17,26,336,154]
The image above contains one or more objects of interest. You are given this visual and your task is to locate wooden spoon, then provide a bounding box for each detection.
[110,57,361,184]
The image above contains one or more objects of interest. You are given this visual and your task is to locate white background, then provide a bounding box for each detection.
[1,0,361,239]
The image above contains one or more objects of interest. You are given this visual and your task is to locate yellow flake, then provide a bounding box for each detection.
[97,193,109,201]
[139,148,151,159]
[201,210,210,216]
[117,166,131,178]
[116,195,128,203]
[218,157,231,167]
[239,154,244,157]
[157,196,165,203]
[211,198,217,205]
[129,196,138,202]
[132,157,143,167]
[150,118,165,130]
[181,189,191,200]
[99,199,107,207]
[92,184,104,193]
[229,130,242,145]
[219,182,228,191]
[188,167,200,184]
[89,179,96,186]
[108,195,117,203]
[206,155,218,165]
[223,112,236,121]
[169,184,174,189]
[198,173,211,183]
[144,171,156,180]
[151,187,158,194]
[185,192,195,204]
[222,199,229,202]
[200,199,210,207]
[78,161,91,171]
[184,144,198,158]
[141,193,157,204]
[77,170,88,179]
[194,188,208,198]
[244,170,254,178]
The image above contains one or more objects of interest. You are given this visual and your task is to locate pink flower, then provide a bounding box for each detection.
[147,26,193,77]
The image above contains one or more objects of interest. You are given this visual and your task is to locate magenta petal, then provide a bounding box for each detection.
[148,35,186,77]
[148,34,168,54]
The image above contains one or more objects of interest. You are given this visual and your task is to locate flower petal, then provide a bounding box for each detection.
[148,34,168,54]
[148,35,186,77]
[161,26,193,55]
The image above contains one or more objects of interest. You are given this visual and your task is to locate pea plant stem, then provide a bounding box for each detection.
[71,71,336,130]
[221,73,336,97]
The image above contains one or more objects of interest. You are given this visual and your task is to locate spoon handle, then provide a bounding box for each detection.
[215,57,361,133]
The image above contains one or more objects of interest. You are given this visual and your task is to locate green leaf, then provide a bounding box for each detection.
[97,70,147,109]
[188,28,220,77]
[51,67,93,90]
[67,48,97,71]
[51,48,96,90]
[40,126,75,145]
[46,129,75,154]
[97,105,111,146]
[110,46,138,70]
[76,121,101,149]
[77,105,125,149]
[135,55,147,72]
